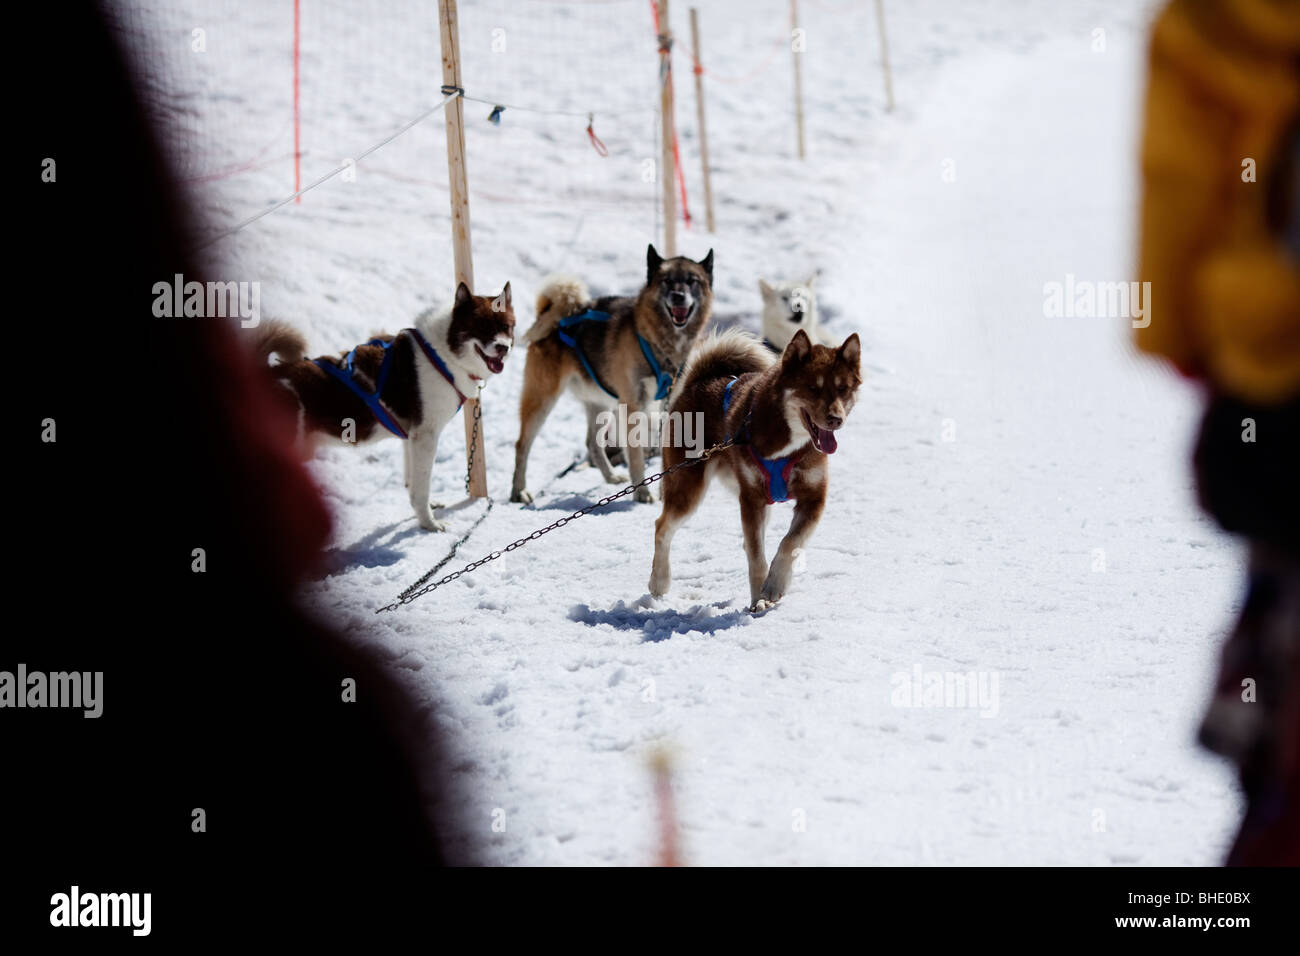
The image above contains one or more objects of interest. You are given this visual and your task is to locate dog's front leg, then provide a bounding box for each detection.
[402,439,412,489]
[585,403,626,485]
[648,508,678,597]
[741,495,770,607]
[624,398,654,503]
[756,495,825,608]
[644,398,664,462]
[649,453,707,597]
[406,429,447,532]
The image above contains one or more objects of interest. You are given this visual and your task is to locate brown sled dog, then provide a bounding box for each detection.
[511,245,714,505]
[649,327,862,610]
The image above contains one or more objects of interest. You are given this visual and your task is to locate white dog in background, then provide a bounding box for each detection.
[758,275,836,352]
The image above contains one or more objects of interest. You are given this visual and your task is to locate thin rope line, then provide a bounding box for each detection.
[460,92,653,119]
[194,85,656,249]
[193,89,462,250]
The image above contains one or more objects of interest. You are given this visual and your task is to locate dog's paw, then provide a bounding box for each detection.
[750,598,778,614]
[634,486,655,504]
[648,573,669,597]
[756,578,787,608]
[511,488,534,504]
[428,500,446,511]
[606,471,629,485]
[417,509,449,532]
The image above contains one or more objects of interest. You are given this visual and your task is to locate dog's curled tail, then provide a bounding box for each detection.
[250,320,308,365]
[524,274,590,345]
[671,327,774,406]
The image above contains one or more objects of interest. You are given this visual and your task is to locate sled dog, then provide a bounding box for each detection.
[649,327,862,609]
[759,275,835,352]
[511,245,714,504]
[251,282,515,531]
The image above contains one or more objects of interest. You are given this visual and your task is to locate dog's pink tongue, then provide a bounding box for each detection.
[817,427,838,454]
[671,305,690,321]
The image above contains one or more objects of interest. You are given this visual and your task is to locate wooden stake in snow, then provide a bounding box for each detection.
[438,0,487,499]
[689,8,715,233]
[293,0,301,202]
[790,0,806,160]
[875,0,895,112]
[657,0,677,256]
[651,748,682,867]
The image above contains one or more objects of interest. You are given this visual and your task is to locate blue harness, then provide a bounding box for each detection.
[314,329,466,439]
[723,377,805,504]
[556,310,674,401]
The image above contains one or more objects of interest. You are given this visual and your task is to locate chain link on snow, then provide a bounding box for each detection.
[376,434,742,613]
[396,499,495,603]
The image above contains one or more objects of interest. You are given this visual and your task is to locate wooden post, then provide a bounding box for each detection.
[688,8,715,233]
[438,0,488,499]
[651,749,681,867]
[293,0,301,201]
[657,0,676,256]
[874,0,895,112]
[790,0,806,160]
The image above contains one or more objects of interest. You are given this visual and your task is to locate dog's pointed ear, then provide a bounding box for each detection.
[494,281,512,313]
[647,244,663,281]
[454,281,473,309]
[699,249,714,282]
[783,328,813,366]
[758,278,774,299]
[838,332,861,369]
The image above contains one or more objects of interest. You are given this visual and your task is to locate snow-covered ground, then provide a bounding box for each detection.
[132,0,1244,864]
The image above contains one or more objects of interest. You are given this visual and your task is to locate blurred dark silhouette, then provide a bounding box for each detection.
[14,1,469,937]
[1136,0,1300,866]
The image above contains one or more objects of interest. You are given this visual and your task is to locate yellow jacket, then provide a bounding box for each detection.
[1137,0,1300,403]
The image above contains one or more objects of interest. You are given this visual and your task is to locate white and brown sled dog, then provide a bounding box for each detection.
[251,282,515,531]
[649,327,861,610]
[511,245,714,504]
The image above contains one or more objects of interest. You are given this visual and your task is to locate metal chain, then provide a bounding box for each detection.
[464,384,483,495]
[376,434,741,614]
[395,499,495,603]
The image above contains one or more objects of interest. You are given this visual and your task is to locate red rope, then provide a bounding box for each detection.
[651,0,691,229]
[672,127,691,228]
[586,114,608,156]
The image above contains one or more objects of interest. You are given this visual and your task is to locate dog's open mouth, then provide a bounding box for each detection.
[801,409,838,454]
[475,345,505,374]
[788,312,804,323]
[667,303,693,327]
